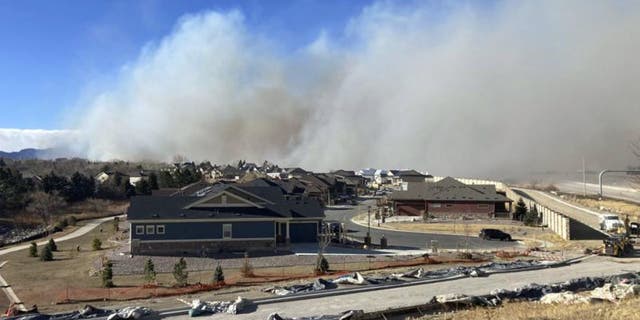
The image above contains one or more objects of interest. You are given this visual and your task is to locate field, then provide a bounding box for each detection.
[420,296,640,320]
[0,220,119,312]
[559,193,640,220]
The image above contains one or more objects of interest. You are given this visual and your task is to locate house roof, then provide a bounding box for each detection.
[396,169,428,177]
[389,177,511,202]
[128,184,324,221]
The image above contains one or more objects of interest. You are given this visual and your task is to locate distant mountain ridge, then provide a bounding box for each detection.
[0,148,79,160]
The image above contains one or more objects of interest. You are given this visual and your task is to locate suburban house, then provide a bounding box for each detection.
[388,177,512,219]
[394,170,433,184]
[127,184,325,256]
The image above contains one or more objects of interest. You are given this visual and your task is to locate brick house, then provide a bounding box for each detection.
[389,177,512,219]
[127,184,324,256]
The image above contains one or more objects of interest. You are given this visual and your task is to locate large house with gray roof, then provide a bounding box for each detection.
[127,184,324,256]
[389,177,512,219]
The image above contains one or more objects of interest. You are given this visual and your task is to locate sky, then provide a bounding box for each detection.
[1,1,639,178]
[0,0,371,130]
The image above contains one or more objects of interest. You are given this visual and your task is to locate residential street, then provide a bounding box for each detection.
[513,188,604,231]
[325,199,520,250]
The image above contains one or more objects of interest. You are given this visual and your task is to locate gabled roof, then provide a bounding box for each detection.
[128,184,324,220]
[396,169,427,177]
[390,176,511,202]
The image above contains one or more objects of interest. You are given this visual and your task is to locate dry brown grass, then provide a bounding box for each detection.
[0,221,118,311]
[560,194,640,220]
[420,296,640,320]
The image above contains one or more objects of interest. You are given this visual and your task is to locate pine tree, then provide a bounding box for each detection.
[39,244,53,261]
[173,258,188,286]
[524,205,540,226]
[48,238,57,251]
[144,258,156,284]
[29,242,37,257]
[514,198,527,221]
[102,261,114,288]
[213,264,224,284]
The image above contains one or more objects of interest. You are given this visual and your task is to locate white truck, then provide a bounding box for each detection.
[599,214,624,232]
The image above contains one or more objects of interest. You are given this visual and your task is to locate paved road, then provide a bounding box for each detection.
[325,199,519,250]
[513,188,606,232]
[160,255,638,319]
[557,181,640,204]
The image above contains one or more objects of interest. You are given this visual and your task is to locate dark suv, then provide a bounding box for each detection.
[479,228,512,241]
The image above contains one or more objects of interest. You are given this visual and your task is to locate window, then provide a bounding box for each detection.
[156,225,165,234]
[431,203,441,208]
[223,224,232,239]
[135,225,144,235]
[146,225,155,235]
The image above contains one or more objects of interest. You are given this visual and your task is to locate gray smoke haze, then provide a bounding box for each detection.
[75,1,640,178]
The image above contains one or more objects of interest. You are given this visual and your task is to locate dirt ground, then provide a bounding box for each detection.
[421,295,640,320]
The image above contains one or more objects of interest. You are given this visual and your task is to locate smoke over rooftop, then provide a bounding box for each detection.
[73,1,640,178]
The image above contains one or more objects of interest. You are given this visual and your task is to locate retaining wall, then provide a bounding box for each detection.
[506,188,571,240]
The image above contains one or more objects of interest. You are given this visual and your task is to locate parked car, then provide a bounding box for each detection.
[479,228,512,241]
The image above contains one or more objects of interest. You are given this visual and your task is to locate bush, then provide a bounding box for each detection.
[29,242,37,257]
[144,258,156,284]
[39,244,53,261]
[240,252,253,277]
[213,264,224,284]
[102,261,114,288]
[92,238,102,251]
[68,216,77,226]
[314,255,330,274]
[173,258,188,286]
[55,219,68,230]
[48,238,57,251]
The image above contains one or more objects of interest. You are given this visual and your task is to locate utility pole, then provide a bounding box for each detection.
[582,157,587,197]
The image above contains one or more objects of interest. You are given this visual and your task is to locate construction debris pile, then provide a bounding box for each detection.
[263,279,336,296]
[4,305,152,320]
[179,297,253,316]
[267,310,364,320]
[433,272,640,309]
[264,260,551,296]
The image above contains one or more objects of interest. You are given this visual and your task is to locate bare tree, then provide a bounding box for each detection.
[27,191,65,229]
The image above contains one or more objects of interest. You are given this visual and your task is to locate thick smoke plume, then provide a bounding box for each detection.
[75,1,640,178]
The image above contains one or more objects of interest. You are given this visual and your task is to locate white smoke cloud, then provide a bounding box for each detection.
[0,129,77,152]
[75,1,640,178]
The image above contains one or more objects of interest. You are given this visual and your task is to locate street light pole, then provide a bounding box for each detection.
[365,206,372,246]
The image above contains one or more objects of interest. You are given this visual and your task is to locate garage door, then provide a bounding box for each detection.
[289,222,318,243]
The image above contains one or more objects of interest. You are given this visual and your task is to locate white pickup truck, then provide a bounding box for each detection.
[599,214,624,232]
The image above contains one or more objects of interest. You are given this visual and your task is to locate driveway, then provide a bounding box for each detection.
[325,199,520,250]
